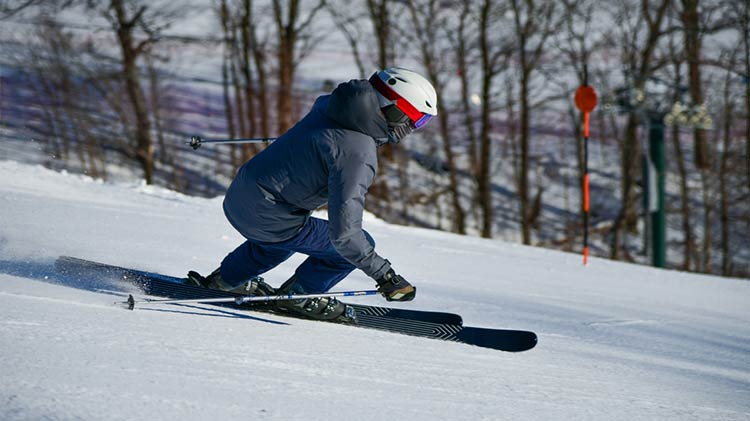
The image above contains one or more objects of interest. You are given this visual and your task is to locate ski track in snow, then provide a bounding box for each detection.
[1,160,749,421]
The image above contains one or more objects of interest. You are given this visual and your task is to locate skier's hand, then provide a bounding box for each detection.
[376,269,416,302]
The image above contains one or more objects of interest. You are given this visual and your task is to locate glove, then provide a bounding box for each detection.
[375,268,416,302]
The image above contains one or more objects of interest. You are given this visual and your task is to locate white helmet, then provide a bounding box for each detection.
[369,67,438,129]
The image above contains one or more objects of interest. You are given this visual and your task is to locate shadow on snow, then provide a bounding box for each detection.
[0,258,288,326]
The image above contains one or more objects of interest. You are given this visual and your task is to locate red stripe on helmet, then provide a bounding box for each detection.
[369,73,427,124]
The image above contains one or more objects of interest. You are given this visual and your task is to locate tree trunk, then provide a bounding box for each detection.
[700,168,712,273]
[611,114,640,260]
[518,67,531,244]
[146,54,168,169]
[366,0,395,215]
[742,0,750,192]
[111,0,154,184]
[437,99,466,234]
[240,0,258,141]
[230,40,248,164]
[681,0,709,170]
[667,34,695,271]
[219,0,237,173]
[273,0,297,134]
[671,124,695,270]
[719,113,732,276]
[456,1,481,230]
[719,64,735,276]
[367,0,392,69]
[510,0,556,244]
[251,18,270,139]
[477,0,494,238]
[405,0,466,234]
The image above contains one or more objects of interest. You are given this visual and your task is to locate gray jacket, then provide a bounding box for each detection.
[223,80,392,280]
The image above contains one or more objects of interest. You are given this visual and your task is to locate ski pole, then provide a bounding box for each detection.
[187,135,276,150]
[124,289,379,310]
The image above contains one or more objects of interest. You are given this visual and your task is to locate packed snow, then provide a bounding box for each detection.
[0,160,748,420]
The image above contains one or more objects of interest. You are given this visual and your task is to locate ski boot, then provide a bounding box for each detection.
[274,276,348,321]
[186,269,276,296]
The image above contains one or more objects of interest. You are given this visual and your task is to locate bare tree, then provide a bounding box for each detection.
[216,0,272,166]
[250,7,271,141]
[405,0,467,234]
[673,0,735,272]
[239,0,258,141]
[510,0,558,245]
[271,0,326,133]
[680,0,709,170]
[717,48,738,276]
[608,0,670,261]
[451,0,483,229]
[476,0,513,238]
[96,0,177,184]
[743,0,750,192]
[362,0,400,217]
[366,0,396,69]
[725,0,750,193]
[662,14,698,271]
[21,16,107,177]
[218,0,238,168]
[0,0,71,19]
[326,1,367,78]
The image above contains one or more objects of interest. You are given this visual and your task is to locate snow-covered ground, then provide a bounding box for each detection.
[1,160,748,420]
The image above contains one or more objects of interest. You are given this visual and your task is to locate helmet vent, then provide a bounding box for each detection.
[425,101,432,108]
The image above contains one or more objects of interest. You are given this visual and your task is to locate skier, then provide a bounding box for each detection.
[188,67,438,320]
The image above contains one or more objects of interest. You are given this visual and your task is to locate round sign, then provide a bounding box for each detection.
[575,85,598,113]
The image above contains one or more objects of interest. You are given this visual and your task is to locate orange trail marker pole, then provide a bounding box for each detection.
[574,66,597,266]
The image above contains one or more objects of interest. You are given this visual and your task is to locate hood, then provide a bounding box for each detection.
[325,79,390,146]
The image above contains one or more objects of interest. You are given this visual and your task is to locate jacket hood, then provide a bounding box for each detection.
[325,79,390,146]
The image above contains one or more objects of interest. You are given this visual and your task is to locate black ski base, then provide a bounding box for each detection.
[55,256,537,352]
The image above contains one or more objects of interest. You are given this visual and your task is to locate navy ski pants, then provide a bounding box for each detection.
[219,217,374,293]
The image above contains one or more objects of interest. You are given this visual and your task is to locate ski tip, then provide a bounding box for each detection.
[127,294,135,310]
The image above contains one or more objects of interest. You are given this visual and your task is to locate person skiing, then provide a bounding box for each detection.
[188,67,438,320]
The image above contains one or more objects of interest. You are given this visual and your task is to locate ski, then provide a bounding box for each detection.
[55,256,537,352]
[54,256,461,325]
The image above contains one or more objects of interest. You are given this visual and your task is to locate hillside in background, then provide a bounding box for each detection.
[1,160,748,420]
[1,0,748,279]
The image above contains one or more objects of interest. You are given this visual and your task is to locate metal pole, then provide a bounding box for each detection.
[124,289,379,310]
[583,111,590,265]
[575,65,597,266]
[648,114,667,268]
[642,153,650,257]
[187,135,276,150]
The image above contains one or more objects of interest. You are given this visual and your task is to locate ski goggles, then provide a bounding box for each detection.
[369,73,434,129]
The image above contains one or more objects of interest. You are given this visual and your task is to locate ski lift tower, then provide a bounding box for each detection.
[607,77,712,268]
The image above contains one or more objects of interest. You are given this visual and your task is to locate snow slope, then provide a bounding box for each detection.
[1,160,748,420]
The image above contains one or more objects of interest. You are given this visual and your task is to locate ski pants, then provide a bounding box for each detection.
[219,217,375,293]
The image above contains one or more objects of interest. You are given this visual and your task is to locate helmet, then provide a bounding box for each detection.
[369,67,438,129]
